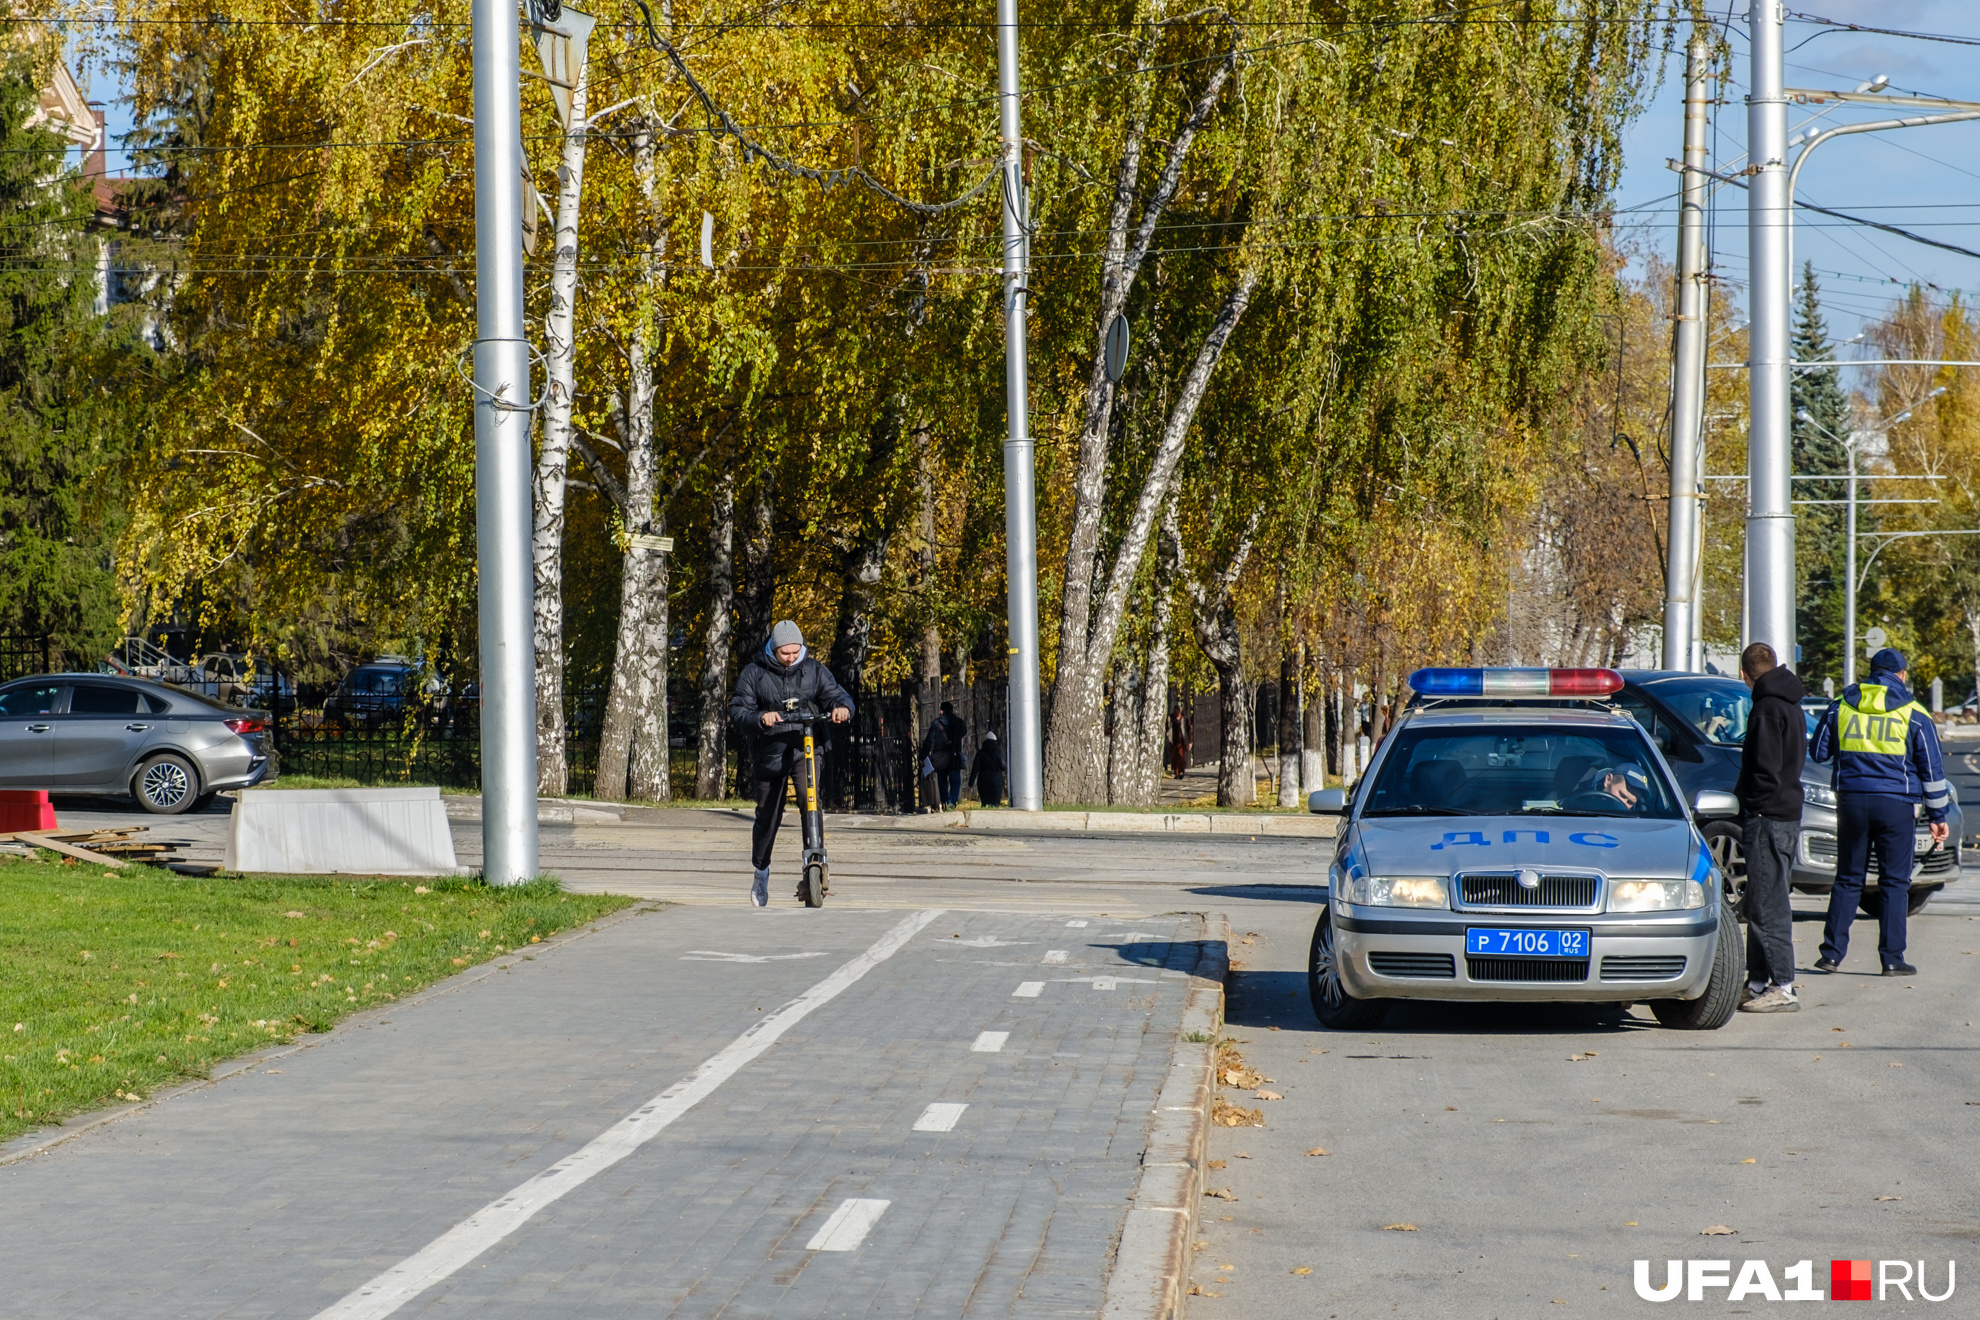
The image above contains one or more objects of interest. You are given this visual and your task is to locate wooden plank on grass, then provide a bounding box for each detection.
[0,832,131,868]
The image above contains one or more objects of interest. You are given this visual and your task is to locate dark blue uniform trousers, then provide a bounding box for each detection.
[1821,793,1915,968]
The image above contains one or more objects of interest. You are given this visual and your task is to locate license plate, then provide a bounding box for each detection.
[1466,927,1590,959]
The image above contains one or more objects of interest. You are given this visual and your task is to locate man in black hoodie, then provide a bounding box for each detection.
[1734,642,1807,1013]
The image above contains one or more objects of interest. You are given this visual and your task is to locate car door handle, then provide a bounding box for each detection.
[126,723,152,732]
[27,723,51,733]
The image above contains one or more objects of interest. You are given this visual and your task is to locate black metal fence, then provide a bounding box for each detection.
[0,634,54,683]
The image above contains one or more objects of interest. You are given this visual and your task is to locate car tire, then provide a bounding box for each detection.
[133,753,201,815]
[1650,906,1744,1031]
[1307,908,1387,1031]
[1701,820,1746,913]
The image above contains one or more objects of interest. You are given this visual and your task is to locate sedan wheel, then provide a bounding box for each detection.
[134,753,200,815]
[1307,909,1386,1031]
[1702,821,1746,913]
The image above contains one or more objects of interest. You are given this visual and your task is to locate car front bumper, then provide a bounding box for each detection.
[1333,904,1720,1003]
[1789,798,1962,892]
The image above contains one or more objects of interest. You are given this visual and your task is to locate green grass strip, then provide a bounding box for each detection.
[0,855,633,1144]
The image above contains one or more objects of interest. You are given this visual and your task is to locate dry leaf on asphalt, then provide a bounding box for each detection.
[1701,1225,1738,1235]
[1739,1159,1757,1164]
[1213,1101,1266,1127]
[1204,1188,1236,1201]
[1889,1062,1904,1068]
[1875,1195,1901,1202]
[1292,1267,1313,1275]
[1382,1223,1419,1232]
[1306,1147,1330,1156]
[1255,1090,1284,1101]
[1235,1152,1252,1158]
[1568,1051,1598,1061]
[1207,1159,1227,1170]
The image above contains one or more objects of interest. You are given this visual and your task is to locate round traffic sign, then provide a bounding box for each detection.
[1865,626,1888,651]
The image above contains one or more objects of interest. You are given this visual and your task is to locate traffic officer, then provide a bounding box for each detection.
[1809,647,1951,976]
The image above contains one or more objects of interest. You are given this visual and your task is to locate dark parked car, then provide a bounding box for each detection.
[0,673,272,814]
[322,661,447,730]
[1614,671,1961,915]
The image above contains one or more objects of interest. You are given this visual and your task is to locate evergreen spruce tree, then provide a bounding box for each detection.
[0,51,133,666]
[1790,264,1854,683]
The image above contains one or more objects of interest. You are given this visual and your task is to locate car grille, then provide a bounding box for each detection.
[1458,872,1598,909]
[1466,957,1590,983]
[1599,955,1688,981]
[1921,846,1957,875]
[1805,832,1838,864]
[1367,952,1456,979]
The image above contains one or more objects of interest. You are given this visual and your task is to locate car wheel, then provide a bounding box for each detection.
[1701,820,1746,912]
[1650,905,1744,1031]
[133,753,201,815]
[1307,908,1386,1031]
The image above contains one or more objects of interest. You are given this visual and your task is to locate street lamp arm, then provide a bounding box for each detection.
[1787,109,1980,201]
[1855,529,1980,593]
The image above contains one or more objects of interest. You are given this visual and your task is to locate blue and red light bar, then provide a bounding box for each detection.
[1408,667,1624,698]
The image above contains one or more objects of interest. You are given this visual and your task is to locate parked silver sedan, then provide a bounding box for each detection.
[0,673,272,814]
[1308,695,1743,1032]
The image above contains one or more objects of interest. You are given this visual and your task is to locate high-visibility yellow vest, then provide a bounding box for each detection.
[1837,684,1925,757]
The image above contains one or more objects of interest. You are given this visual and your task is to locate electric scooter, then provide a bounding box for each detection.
[777,701,832,907]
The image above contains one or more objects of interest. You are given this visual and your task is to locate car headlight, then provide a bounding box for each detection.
[1608,879,1705,912]
[1803,782,1836,808]
[1343,873,1449,908]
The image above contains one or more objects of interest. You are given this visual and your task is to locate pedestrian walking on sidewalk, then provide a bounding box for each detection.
[1734,642,1806,1013]
[728,620,853,907]
[919,701,968,811]
[969,730,1006,806]
[1809,647,1950,976]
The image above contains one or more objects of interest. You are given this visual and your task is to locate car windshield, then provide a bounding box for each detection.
[1643,675,1751,746]
[347,667,407,693]
[1361,724,1685,820]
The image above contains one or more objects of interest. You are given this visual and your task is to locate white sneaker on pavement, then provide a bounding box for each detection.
[751,869,769,907]
[1738,982,1799,1013]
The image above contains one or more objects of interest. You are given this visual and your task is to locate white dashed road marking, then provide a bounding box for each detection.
[679,951,829,963]
[1012,981,1044,998]
[912,1103,969,1133]
[971,1031,1009,1053]
[312,909,943,1320]
[1065,919,1088,927]
[807,1198,891,1251]
[1041,950,1068,964]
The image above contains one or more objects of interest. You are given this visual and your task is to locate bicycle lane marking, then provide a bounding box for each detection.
[312,907,945,1320]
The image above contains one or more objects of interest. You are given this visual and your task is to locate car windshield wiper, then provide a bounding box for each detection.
[1362,806,1476,817]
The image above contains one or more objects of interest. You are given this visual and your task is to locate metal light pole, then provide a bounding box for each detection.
[471,0,538,883]
[1745,0,1795,660]
[996,0,1043,811]
[1663,36,1711,671]
[1843,426,1859,687]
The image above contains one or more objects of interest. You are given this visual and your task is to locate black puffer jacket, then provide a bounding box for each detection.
[728,644,855,776]
[1735,665,1807,822]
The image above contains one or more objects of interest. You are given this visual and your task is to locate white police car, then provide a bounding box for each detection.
[1307,668,1743,1031]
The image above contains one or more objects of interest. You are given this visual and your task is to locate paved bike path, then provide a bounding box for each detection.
[0,904,1210,1319]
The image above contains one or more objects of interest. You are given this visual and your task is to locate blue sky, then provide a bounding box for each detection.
[1614,1,1980,346]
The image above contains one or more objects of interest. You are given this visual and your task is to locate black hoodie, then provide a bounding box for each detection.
[1735,666,1807,822]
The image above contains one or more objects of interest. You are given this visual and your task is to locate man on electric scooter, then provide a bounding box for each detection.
[728,620,853,907]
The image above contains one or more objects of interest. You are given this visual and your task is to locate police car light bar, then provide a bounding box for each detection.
[1408,667,1624,698]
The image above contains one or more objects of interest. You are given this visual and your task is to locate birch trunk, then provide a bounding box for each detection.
[529,64,590,797]
[1184,515,1258,807]
[1108,507,1177,806]
[1277,640,1302,807]
[915,425,940,753]
[694,472,735,799]
[1301,658,1326,791]
[1040,45,1242,805]
[595,115,670,802]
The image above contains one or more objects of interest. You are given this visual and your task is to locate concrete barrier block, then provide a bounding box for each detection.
[225,787,463,876]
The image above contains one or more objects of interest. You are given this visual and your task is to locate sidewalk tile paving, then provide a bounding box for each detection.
[0,905,1209,1320]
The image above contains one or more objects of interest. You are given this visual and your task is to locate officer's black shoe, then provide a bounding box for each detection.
[1882,962,1918,977]
[1813,957,1842,973]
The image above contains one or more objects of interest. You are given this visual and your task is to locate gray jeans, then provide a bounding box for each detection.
[1742,816,1800,985]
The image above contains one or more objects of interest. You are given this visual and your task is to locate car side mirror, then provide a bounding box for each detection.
[1309,788,1348,815]
[1692,789,1740,818]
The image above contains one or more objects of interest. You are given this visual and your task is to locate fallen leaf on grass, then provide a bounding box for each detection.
[1701,1225,1738,1236]
[1383,1223,1419,1232]
[283,911,305,919]
[1875,1195,1902,1202]
[1306,1147,1330,1156]
[1292,1267,1313,1275]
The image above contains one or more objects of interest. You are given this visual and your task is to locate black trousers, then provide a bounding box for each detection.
[1821,793,1914,967]
[976,773,1004,807]
[751,755,814,872]
[1741,816,1799,985]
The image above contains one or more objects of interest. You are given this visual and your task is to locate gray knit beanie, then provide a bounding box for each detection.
[770,619,804,648]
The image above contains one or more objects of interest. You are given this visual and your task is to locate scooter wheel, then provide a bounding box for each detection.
[803,864,825,908]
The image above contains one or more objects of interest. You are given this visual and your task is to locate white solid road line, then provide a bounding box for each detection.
[971,1031,1009,1052]
[1012,981,1044,997]
[807,1198,892,1251]
[311,909,943,1320]
[912,1103,969,1133]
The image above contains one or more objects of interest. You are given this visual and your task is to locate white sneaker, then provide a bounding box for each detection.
[1738,983,1800,1013]
[750,870,769,907]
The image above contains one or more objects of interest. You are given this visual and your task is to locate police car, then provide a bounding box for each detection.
[1307,668,1742,1031]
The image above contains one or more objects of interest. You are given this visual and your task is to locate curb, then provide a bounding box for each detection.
[1099,911,1229,1320]
[838,810,1336,838]
[0,899,664,1168]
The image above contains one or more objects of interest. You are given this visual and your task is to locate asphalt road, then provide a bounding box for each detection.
[23,795,1980,1313]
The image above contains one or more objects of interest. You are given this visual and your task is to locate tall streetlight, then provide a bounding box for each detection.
[1744,1,1794,660]
[1663,36,1711,671]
